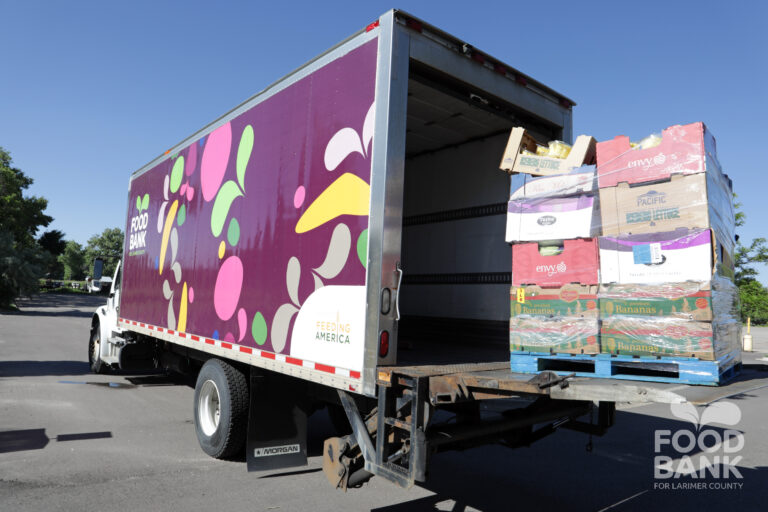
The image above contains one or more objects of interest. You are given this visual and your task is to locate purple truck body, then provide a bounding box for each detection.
[121,39,378,382]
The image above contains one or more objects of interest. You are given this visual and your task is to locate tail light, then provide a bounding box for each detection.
[379,331,389,357]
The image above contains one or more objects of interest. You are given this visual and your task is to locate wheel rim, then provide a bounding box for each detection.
[91,332,100,364]
[198,380,221,436]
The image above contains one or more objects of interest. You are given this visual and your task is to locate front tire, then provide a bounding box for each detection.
[193,359,249,459]
[88,326,106,374]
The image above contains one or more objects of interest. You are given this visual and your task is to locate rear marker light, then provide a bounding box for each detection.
[406,19,423,32]
[366,20,379,32]
[379,331,390,358]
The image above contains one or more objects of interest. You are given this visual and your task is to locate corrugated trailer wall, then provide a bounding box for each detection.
[120,39,378,383]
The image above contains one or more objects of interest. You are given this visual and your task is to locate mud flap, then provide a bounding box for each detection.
[246,372,308,472]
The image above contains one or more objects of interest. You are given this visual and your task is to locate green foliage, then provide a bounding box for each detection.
[38,229,66,278]
[84,227,124,278]
[59,240,87,280]
[0,148,52,306]
[38,229,66,255]
[0,229,47,307]
[735,238,768,286]
[0,147,52,248]
[733,194,768,323]
[738,280,768,325]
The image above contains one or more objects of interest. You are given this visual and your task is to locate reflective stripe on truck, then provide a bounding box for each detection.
[118,318,362,391]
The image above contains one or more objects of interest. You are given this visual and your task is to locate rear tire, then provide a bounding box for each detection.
[193,359,249,459]
[88,326,106,374]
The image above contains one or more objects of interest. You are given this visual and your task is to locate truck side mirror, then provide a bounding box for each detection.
[93,258,104,280]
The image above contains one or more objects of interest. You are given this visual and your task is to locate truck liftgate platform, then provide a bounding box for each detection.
[324,360,768,489]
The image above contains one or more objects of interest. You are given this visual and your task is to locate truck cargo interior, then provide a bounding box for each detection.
[396,64,562,365]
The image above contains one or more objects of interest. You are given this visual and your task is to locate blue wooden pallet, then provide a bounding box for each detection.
[510,351,741,386]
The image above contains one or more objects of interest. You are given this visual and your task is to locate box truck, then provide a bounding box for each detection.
[88,10,753,489]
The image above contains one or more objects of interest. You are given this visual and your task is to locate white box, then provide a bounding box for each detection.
[509,165,596,200]
[506,194,599,242]
[599,228,714,284]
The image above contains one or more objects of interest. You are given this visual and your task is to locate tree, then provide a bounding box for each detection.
[59,240,86,280]
[0,148,52,307]
[0,147,52,248]
[39,229,66,255]
[84,228,124,278]
[733,195,768,323]
[0,230,46,306]
[738,280,768,325]
[38,229,67,278]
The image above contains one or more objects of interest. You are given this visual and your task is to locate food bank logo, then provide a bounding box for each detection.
[535,261,566,276]
[129,193,150,252]
[654,401,744,485]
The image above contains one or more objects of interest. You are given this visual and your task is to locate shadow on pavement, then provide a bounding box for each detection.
[0,429,49,453]
[0,360,91,377]
[367,410,767,512]
[0,428,113,454]
[1,294,105,318]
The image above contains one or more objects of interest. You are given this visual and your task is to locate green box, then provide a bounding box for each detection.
[510,316,600,354]
[600,316,740,360]
[511,284,599,318]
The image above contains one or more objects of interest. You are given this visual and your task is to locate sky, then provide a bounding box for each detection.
[2,0,767,281]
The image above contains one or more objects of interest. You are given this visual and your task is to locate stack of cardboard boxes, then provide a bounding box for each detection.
[500,128,601,354]
[501,122,741,370]
[596,122,740,364]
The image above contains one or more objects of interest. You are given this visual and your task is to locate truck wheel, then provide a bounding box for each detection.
[193,359,249,459]
[88,326,106,374]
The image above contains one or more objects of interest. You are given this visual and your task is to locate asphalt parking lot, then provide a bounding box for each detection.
[2,294,768,511]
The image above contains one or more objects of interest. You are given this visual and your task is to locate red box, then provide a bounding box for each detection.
[512,238,599,287]
[596,122,719,188]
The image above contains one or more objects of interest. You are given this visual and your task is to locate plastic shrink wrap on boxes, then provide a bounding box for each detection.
[509,315,600,354]
[599,276,742,369]
[596,122,722,188]
[599,276,740,323]
[503,122,741,376]
[509,284,598,354]
[596,122,735,265]
[600,316,741,363]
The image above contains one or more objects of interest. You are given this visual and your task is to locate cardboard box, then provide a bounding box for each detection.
[601,317,741,360]
[598,172,736,256]
[599,282,714,321]
[500,127,596,176]
[599,276,740,323]
[512,238,599,286]
[511,284,599,318]
[509,165,596,200]
[510,316,600,354]
[599,228,718,284]
[506,194,599,242]
[596,122,721,188]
